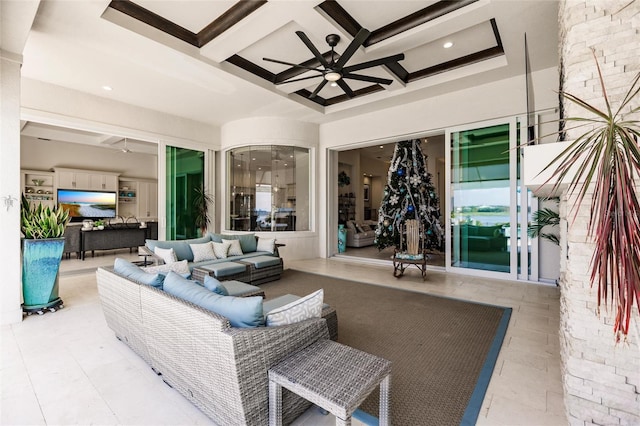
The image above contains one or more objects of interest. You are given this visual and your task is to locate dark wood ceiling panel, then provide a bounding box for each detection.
[296,84,385,106]
[108,0,266,48]
[108,0,199,46]
[198,1,267,46]
[111,0,506,110]
[227,54,276,83]
[367,0,479,46]
[316,1,361,38]
[318,0,479,47]
[407,46,505,82]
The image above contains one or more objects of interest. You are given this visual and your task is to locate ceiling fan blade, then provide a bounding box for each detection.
[343,73,393,85]
[343,53,405,73]
[276,74,324,85]
[263,57,323,72]
[337,79,355,98]
[309,80,328,99]
[295,31,330,67]
[334,28,370,69]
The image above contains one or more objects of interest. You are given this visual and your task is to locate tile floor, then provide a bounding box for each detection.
[1,250,567,425]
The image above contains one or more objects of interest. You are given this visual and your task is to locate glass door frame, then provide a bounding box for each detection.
[157,140,214,241]
[445,116,529,281]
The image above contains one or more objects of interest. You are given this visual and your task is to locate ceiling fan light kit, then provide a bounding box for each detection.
[263,28,404,99]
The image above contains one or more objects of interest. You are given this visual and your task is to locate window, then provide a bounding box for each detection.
[227,146,309,231]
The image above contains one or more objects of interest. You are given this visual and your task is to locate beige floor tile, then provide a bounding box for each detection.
[480,395,567,425]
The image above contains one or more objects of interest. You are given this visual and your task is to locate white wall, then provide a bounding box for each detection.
[21,79,219,148]
[21,136,157,179]
[320,67,558,148]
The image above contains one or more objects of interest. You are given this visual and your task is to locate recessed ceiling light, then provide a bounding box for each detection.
[252,157,256,160]
[379,145,384,149]
[102,85,113,91]
[443,41,454,49]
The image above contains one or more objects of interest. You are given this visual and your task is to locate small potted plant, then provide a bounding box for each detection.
[94,219,105,230]
[21,194,70,314]
[193,185,214,236]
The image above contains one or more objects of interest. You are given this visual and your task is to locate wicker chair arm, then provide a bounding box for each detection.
[138,245,165,265]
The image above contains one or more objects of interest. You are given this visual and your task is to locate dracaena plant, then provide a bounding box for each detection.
[21,194,70,239]
[544,52,640,341]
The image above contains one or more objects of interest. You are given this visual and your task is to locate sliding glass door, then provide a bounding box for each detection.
[447,119,524,278]
[166,146,205,240]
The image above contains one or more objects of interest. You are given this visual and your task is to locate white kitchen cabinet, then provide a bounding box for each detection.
[57,169,89,189]
[55,168,119,191]
[90,173,118,191]
[138,181,158,220]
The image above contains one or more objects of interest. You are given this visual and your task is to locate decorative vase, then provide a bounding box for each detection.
[21,238,65,311]
[338,224,347,253]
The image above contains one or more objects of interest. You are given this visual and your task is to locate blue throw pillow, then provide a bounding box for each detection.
[163,272,263,328]
[222,233,257,253]
[114,258,165,288]
[203,275,229,296]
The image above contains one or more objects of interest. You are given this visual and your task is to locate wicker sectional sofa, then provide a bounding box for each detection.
[143,232,283,285]
[96,267,334,425]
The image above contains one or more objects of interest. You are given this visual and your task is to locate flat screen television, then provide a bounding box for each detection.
[57,189,117,222]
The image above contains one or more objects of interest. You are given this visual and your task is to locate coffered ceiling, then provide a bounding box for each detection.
[20,0,558,127]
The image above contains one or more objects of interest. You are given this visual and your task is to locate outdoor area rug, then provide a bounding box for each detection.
[263,269,512,426]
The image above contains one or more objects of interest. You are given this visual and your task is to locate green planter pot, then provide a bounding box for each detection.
[21,237,65,311]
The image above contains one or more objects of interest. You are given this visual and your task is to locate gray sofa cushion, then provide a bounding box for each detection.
[163,272,263,328]
[146,235,211,262]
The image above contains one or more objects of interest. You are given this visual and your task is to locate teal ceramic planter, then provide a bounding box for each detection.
[338,224,347,253]
[21,238,65,310]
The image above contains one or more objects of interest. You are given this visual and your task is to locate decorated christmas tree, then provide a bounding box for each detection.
[375,139,443,251]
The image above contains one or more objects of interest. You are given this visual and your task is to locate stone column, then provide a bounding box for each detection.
[558,1,640,424]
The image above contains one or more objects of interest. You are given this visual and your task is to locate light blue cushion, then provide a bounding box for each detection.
[242,255,281,269]
[207,232,223,243]
[114,258,165,288]
[203,275,229,296]
[163,272,263,328]
[199,262,247,278]
[222,233,257,253]
[146,235,211,262]
[219,280,262,297]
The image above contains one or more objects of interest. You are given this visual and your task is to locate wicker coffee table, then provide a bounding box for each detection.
[268,339,391,426]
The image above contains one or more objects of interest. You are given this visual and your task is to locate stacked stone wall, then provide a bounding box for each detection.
[559,1,640,424]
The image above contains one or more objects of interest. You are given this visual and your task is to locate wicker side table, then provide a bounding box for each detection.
[269,339,391,426]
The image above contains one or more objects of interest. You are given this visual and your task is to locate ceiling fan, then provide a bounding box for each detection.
[120,138,131,153]
[263,28,404,99]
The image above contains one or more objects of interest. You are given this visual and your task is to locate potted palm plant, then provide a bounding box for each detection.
[193,185,214,236]
[21,194,70,314]
[543,53,640,341]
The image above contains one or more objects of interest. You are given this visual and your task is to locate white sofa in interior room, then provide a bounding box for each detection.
[345,220,378,247]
